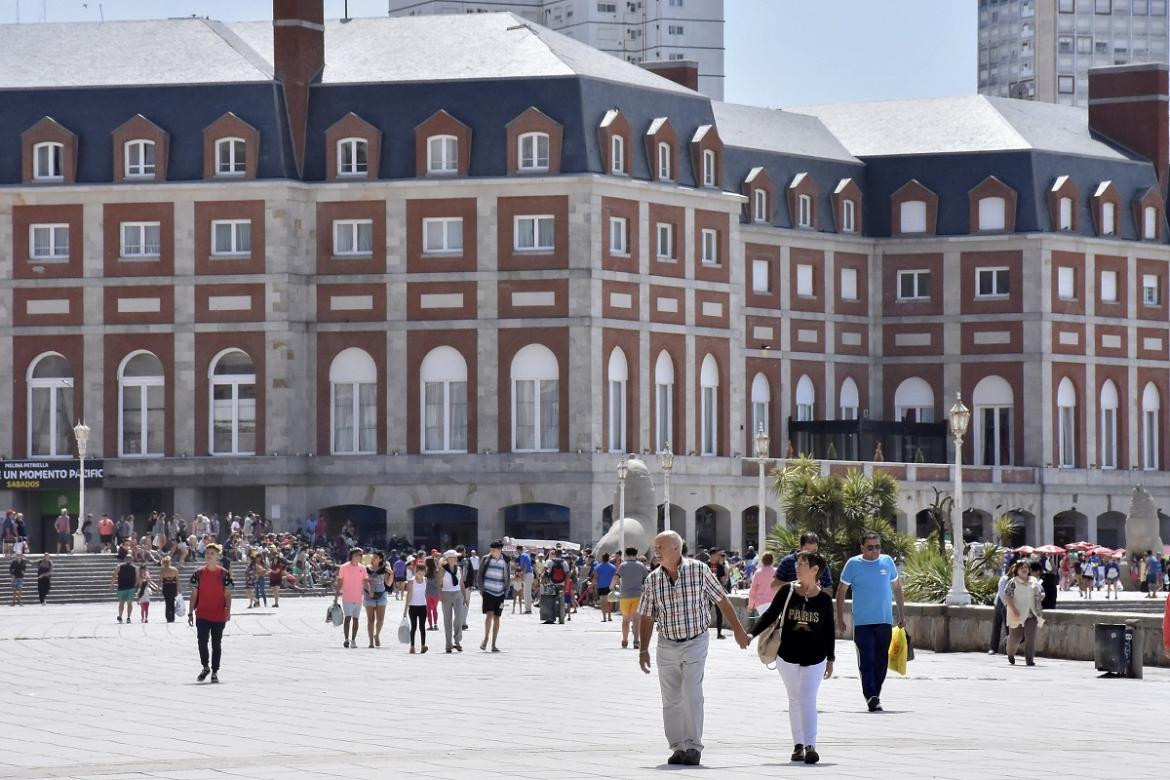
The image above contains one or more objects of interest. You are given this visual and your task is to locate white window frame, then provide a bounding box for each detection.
[427,135,458,174]
[117,351,165,458]
[1101,201,1116,235]
[1143,383,1160,470]
[215,137,246,176]
[608,349,628,454]
[29,223,69,261]
[752,189,768,223]
[976,266,1010,298]
[751,259,770,294]
[27,353,73,459]
[1100,384,1118,470]
[1059,197,1074,231]
[119,221,161,260]
[797,194,812,228]
[609,216,629,255]
[897,269,930,301]
[657,142,672,181]
[1144,205,1159,239]
[978,196,1007,231]
[702,149,716,187]
[33,141,63,181]
[795,263,814,297]
[610,134,625,175]
[511,348,559,454]
[336,137,369,177]
[420,347,468,454]
[1143,273,1160,306]
[656,222,675,260]
[795,375,815,422]
[1057,266,1076,300]
[655,351,674,453]
[701,228,718,266]
[842,198,856,233]
[974,405,1013,467]
[208,350,256,457]
[1100,269,1118,303]
[210,219,252,257]
[514,215,555,252]
[329,349,377,456]
[700,357,719,457]
[422,217,464,255]
[1057,379,1076,468]
[518,131,550,172]
[124,139,156,179]
[840,266,859,301]
[900,200,928,233]
[750,373,770,440]
[332,219,374,257]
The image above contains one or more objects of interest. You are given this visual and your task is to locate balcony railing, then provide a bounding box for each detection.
[787,417,948,464]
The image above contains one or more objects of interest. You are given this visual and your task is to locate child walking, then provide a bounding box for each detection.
[137,564,158,623]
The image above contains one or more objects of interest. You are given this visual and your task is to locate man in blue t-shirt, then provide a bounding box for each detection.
[517,547,534,614]
[836,532,905,713]
[593,553,618,623]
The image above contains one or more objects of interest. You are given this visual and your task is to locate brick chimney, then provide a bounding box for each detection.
[1088,63,1169,196]
[640,59,699,92]
[273,0,324,177]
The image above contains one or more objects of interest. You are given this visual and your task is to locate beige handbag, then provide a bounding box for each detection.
[756,584,795,669]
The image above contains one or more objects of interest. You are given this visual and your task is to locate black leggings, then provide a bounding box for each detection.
[162,580,178,622]
[408,605,427,646]
[37,578,50,604]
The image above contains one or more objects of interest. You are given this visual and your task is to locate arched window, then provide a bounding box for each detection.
[1099,379,1118,469]
[973,375,1013,466]
[33,141,63,180]
[611,134,625,175]
[839,377,859,420]
[751,373,770,437]
[118,351,164,457]
[1057,377,1076,467]
[329,348,376,455]
[795,375,815,422]
[512,344,558,452]
[427,134,458,174]
[27,353,73,458]
[894,377,934,423]
[421,346,467,454]
[518,132,550,171]
[900,200,927,233]
[978,196,1006,231]
[608,348,628,452]
[215,137,246,176]
[336,137,369,176]
[124,139,156,178]
[654,351,674,452]
[700,354,719,455]
[209,349,256,455]
[1143,382,1160,470]
[702,149,716,187]
[657,141,672,181]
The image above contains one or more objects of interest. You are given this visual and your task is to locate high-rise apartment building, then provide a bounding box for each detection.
[979,0,1169,105]
[386,0,725,98]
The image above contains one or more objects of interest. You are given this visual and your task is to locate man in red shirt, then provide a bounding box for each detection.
[188,543,233,683]
[97,515,115,553]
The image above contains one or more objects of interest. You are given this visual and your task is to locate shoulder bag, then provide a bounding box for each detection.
[756,584,796,669]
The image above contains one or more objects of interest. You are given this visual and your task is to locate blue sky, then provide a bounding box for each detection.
[7,0,976,106]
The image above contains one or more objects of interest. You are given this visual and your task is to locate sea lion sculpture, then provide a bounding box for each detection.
[594,455,656,559]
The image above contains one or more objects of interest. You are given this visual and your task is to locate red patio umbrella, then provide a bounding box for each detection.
[1064,541,1093,551]
[1035,544,1065,554]
[1089,546,1115,557]
[1013,545,1035,555]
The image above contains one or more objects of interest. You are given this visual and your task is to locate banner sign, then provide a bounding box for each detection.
[1,460,104,490]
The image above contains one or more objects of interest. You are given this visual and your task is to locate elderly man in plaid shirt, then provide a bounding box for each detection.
[637,530,749,766]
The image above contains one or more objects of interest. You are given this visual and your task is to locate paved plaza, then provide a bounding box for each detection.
[1,595,1167,780]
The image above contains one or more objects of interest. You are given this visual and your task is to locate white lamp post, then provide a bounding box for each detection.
[73,421,90,554]
[617,457,629,556]
[658,446,673,532]
[750,424,771,553]
[946,392,971,606]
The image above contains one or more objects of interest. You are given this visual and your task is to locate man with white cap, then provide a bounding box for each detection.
[439,549,467,653]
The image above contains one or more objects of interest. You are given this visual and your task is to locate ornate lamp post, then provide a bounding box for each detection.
[617,457,629,555]
[658,446,673,532]
[73,421,90,554]
[751,424,771,552]
[946,393,971,606]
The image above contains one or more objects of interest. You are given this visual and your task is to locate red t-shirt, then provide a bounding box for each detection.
[98,518,114,535]
[190,566,234,622]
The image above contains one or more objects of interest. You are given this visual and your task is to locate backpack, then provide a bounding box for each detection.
[549,559,567,584]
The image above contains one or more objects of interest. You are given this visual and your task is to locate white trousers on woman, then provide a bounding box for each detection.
[776,658,826,748]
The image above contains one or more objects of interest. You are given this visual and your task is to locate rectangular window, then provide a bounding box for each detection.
[34,143,63,180]
[798,194,812,227]
[840,266,859,301]
[125,140,156,178]
[655,383,672,451]
[976,267,1010,297]
[29,224,69,260]
[897,269,930,300]
[422,217,463,254]
[753,189,768,223]
[702,149,716,187]
[610,135,625,174]
[514,215,555,251]
[332,219,374,257]
[1058,266,1076,300]
[701,386,716,455]
[751,259,770,293]
[518,133,550,171]
[1059,35,1074,53]
[119,222,161,259]
[842,199,856,232]
[1095,0,1111,12]
[1102,202,1116,235]
[700,228,718,265]
[900,200,927,233]
[657,142,671,180]
[1101,407,1117,469]
[1059,197,1073,230]
[211,220,251,256]
[608,380,625,452]
[1100,269,1118,302]
[1144,273,1160,305]
[609,216,628,255]
[597,3,616,12]
[795,263,814,297]
[427,136,458,173]
[656,223,675,259]
[1059,405,1076,467]
[1144,205,1158,239]
[1058,74,1075,93]
[1144,408,1158,470]
[215,138,246,176]
[1059,0,1075,10]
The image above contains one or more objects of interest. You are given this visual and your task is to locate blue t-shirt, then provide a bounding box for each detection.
[518,552,533,574]
[595,562,617,589]
[840,554,898,627]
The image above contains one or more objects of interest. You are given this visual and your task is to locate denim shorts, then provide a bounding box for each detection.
[342,600,362,618]
[363,593,389,608]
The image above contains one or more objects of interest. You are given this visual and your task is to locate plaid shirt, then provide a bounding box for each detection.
[637,558,727,640]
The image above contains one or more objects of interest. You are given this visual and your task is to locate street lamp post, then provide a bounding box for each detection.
[751,424,770,553]
[946,392,971,606]
[658,446,673,533]
[617,457,629,556]
[73,421,90,554]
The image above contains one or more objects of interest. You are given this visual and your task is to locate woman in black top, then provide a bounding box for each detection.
[750,550,835,766]
[36,553,52,604]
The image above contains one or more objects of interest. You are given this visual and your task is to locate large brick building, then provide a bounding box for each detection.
[2,2,1169,552]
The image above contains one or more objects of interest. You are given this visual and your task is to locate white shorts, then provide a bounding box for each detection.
[342,601,362,618]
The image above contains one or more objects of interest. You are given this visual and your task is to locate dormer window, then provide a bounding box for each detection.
[1144,205,1159,240]
[337,138,368,176]
[798,194,812,228]
[215,138,246,176]
[977,196,1006,231]
[1059,197,1073,230]
[1102,201,1116,236]
[518,132,550,172]
[901,200,927,233]
[124,140,156,179]
[702,149,716,187]
[753,189,768,223]
[427,135,458,174]
[611,135,625,175]
[658,142,672,180]
[33,142,63,180]
[842,199,856,232]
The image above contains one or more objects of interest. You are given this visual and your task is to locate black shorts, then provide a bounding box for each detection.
[482,592,505,615]
[100,534,113,545]
[597,587,611,596]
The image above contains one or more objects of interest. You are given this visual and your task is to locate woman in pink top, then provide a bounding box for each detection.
[747,552,776,615]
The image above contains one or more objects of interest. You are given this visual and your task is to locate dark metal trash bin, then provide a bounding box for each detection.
[1094,623,1132,676]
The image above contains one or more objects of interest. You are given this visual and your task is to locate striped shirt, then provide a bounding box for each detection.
[480,555,508,597]
[637,558,727,641]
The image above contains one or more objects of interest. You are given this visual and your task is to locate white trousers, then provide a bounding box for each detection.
[655,632,709,752]
[522,573,534,611]
[776,658,825,748]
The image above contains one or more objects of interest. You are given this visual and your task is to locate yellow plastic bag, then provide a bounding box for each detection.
[888,626,908,676]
